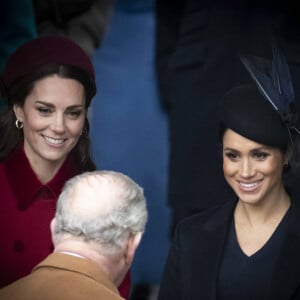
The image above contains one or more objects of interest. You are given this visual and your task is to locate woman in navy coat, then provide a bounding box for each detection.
[158,44,300,299]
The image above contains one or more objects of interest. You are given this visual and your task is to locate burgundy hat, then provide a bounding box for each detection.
[2,36,95,88]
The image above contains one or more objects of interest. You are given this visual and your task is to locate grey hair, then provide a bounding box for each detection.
[54,170,148,255]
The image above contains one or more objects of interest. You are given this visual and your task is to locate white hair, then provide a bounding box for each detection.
[54,170,148,255]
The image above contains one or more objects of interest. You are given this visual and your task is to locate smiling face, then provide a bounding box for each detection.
[14,75,86,171]
[222,129,288,206]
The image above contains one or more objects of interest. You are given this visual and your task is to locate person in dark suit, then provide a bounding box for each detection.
[155,0,300,235]
[158,43,300,299]
[0,170,148,300]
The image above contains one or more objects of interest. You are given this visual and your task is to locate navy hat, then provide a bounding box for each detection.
[220,36,300,149]
[2,36,95,89]
[220,84,290,147]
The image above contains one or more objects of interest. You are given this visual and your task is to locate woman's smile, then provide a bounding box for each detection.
[237,179,263,193]
[43,135,66,146]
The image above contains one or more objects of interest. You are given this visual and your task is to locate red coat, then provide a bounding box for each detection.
[0,146,79,287]
[0,146,130,298]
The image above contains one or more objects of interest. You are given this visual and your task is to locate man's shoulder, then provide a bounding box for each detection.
[33,253,123,299]
[0,254,123,300]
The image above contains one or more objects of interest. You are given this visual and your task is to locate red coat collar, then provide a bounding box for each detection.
[4,146,79,210]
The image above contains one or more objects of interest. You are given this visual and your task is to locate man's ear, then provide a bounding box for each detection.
[125,232,142,265]
[50,218,57,245]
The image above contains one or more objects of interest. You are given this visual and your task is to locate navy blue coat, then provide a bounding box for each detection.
[158,199,300,300]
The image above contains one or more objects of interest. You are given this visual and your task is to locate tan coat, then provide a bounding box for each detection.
[0,252,124,300]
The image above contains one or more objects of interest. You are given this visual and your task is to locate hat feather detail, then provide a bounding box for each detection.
[240,36,300,160]
[271,38,295,111]
[240,55,280,111]
[240,37,294,115]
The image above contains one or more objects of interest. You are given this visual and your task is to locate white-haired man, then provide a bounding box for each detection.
[0,170,148,299]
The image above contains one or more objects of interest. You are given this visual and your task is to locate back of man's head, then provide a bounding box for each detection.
[52,170,148,257]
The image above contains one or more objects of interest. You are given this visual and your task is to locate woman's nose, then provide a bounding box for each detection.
[50,114,65,133]
[240,158,255,178]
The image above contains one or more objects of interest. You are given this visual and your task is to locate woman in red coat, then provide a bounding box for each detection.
[0,36,130,298]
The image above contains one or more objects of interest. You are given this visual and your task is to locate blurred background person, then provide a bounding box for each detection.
[0,0,36,110]
[32,0,115,57]
[89,1,170,298]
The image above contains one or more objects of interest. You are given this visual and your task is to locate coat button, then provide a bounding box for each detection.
[13,240,24,252]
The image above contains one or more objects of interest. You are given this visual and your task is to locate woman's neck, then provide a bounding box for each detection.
[235,187,291,227]
[24,147,67,183]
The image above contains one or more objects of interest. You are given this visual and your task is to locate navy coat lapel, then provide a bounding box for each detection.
[183,200,236,300]
[264,200,300,300]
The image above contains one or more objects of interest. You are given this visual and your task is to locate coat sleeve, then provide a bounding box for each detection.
[158,224,181,300]
[292,286,300,299]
